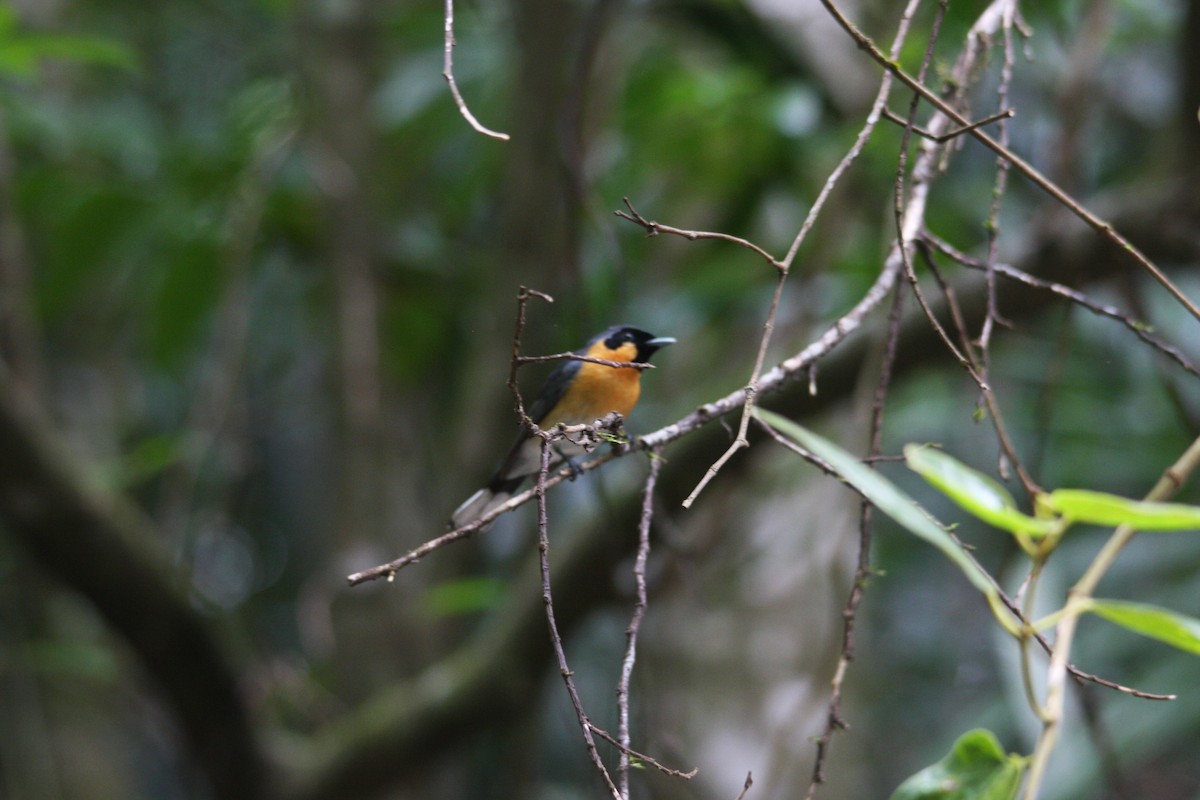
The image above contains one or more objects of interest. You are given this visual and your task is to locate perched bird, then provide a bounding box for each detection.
[450,325,675,529]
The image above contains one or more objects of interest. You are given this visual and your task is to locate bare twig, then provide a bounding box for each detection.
[922,234,1200,379]
[735,772,754,800]
[891,0,990,396]
[617,453,663,798]
[805,269,907,799]
[535,439,622,799]
[679,268,783,508]
[615,198,780,268]
[519,352,654,371]
[801,8,942,795]
[898,261,987,385]
[443,0,510,141]
[591,724,698,782]
[507,286,554,424]
[917,246,1044,498]
[881,107,1015,143]
[978,3,1020,357]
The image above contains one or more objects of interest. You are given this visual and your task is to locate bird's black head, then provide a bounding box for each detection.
[595,325,677,363]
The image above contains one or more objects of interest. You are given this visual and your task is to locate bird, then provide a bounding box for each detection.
[450,324,675,530]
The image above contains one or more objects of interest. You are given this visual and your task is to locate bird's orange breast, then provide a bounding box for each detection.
[541,340,643,425]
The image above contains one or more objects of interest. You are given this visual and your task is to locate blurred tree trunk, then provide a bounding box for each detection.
[499,0,582,311]
[302,0,387,549]
[0,389,268,800]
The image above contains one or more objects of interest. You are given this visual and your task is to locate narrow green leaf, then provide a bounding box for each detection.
[890,729,1025,800]
[1043,490,1200,531]
[19,33,137,70]
[0,31,136,78]
[755,410,996,600]
[904,445,1057,537]
[1087,599,1200,655]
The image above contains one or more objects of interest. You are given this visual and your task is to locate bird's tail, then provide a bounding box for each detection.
[449,476,525,530]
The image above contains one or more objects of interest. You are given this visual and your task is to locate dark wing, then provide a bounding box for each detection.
[487,356,582,487]
[525,356,582,425]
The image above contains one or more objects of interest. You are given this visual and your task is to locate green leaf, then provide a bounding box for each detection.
[1086,599,1200,655]
[22,639,120,683]
[904,445,1058,537]
[890,729,1025,800]
[17,34,136,69]
[755,410,996,601]
[146,234,222,368]
[1042,490,1200,531]
[114,434,185,488]
[423,577,506,617]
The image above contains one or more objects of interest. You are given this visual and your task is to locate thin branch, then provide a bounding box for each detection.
[814,0,1200,324]
[918,246,1043,498]
[615,198,780,268]
[735,773,754,800]
[535,439,622,800]
[881,107,1015,143]
[922,234,1200,379]
[507,286,554,424]
[443,0,510,141]
[803,7,939,793]
[591,724,698,782]
[805,268,907,799]
[889,0,989,393]
[679,269,781,508]
[519,352,655,371]
[897,267,987,380]
[617,453,663,798]
[891,0,991,396]
[978,2,1020,357]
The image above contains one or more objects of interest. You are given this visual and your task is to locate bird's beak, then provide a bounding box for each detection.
[646,336,676,348]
